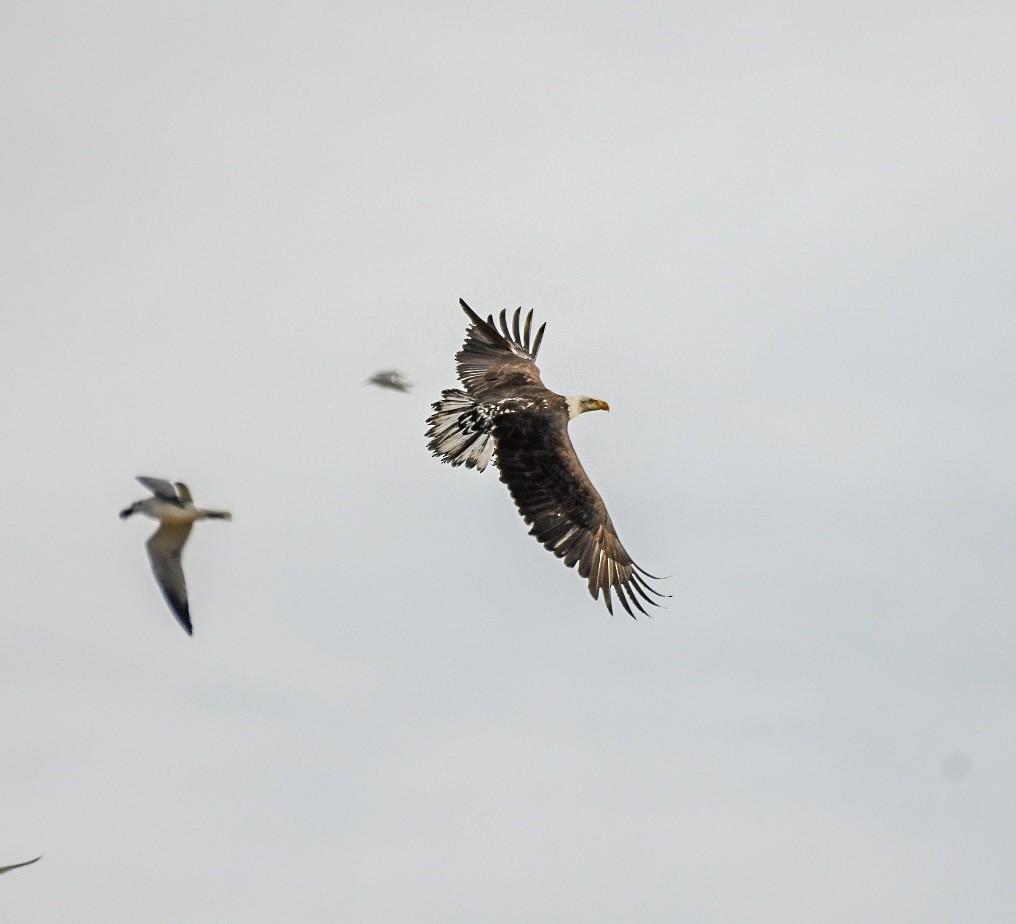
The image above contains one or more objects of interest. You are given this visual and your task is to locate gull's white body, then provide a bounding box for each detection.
[120,477,231,636]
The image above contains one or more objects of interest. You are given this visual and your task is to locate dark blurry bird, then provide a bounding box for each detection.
[0,856,41,875]
[120,477,232,635]
[366,370,413,392]
[426,299,665,617]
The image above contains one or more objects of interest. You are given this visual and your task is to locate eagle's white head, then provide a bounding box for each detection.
[565,396,610,420]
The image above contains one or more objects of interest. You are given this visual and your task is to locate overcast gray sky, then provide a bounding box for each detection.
[2,1,1015,920]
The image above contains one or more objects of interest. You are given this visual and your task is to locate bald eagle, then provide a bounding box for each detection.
[426,299,665,617]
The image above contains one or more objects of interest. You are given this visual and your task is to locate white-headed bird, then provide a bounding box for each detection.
[120,477,231,635]
[427,299,665,617]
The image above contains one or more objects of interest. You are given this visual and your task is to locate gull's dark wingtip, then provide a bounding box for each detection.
[168,603,193,636]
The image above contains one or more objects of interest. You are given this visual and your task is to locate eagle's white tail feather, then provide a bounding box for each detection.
[426,390,496,471]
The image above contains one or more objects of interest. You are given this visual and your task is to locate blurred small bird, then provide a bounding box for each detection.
[366,370,413,392]
[120,477,232,636]
[0,855,41,875]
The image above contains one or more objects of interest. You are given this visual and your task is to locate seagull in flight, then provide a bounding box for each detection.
[0,855,41,875]
[366,370,413,392]
[120,477,232,636]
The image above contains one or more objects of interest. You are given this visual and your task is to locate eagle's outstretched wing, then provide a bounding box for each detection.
[426,299,549,470]
[493,406,665,618]
[455,299,547,400]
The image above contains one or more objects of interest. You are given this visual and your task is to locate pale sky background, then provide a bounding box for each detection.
[2,2,1015,921]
